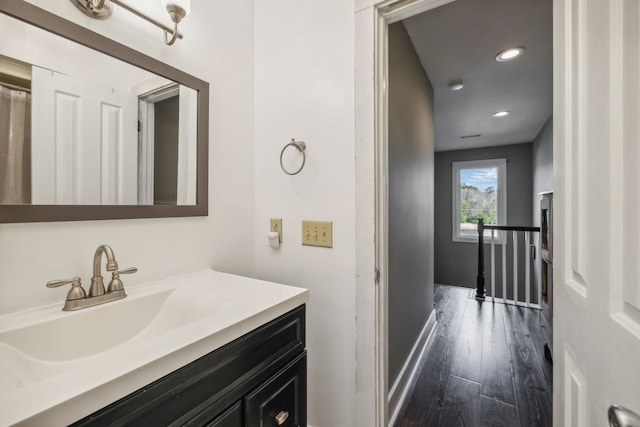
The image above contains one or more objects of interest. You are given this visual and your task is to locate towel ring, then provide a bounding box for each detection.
[280,138,307,175]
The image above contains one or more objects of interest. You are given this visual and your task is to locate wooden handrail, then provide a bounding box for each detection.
[483,224,541,232]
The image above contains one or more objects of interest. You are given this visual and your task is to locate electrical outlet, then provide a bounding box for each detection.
[270,218,282,242]
[302,221,333,248]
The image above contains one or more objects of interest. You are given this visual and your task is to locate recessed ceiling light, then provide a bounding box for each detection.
[448,79,464,91]
[495,47,525,62]
[492,111,510,118]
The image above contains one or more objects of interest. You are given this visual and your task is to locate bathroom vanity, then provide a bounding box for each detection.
[73,305,306,426]
[0,270,308,426]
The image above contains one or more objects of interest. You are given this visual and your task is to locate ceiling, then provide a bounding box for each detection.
[402,0,553,152]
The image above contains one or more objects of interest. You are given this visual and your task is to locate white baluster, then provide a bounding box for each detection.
[502,231,507,303]
[491,229,496,300]
[525,231,531,307]
[537,233,542,306]
[513,231,518,305]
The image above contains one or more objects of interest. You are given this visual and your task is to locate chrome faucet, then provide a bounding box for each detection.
[47,244,137,311]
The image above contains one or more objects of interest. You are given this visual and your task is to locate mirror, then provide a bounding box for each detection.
[0,2,208,222]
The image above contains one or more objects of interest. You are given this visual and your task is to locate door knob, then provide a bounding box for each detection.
[609,404,640,427]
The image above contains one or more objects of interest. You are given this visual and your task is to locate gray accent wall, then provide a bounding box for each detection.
[434,144,533,294]
[388,22,435,387]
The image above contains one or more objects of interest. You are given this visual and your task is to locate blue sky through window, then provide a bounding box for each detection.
[460,167,498,191]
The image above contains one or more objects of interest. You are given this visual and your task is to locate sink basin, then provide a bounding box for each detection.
[0,279,246,364]
[0,269,308,427]
[0,273,249,381]
[0,289,174,362]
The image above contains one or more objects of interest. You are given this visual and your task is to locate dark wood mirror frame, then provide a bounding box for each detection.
[0,1,208,223]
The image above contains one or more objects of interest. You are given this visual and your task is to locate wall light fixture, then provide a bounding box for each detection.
[70,0,191,46]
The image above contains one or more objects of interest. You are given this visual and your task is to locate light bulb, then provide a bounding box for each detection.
[492,111,510,118]
[495,47,525,62]
[449,81,464,91]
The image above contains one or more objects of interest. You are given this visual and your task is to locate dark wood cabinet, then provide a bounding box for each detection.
[246,353,306,427]
[72,305,306,427]
[206,402,243,427]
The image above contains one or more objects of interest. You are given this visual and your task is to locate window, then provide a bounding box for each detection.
[452,159,506,242]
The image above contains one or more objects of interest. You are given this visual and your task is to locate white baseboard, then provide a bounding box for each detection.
[387,309,437,427]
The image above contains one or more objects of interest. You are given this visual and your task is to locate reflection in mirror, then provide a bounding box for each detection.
[0,12,197,206]
[138,82,198,206]
[0,55,31,205]
[0,1,208,222]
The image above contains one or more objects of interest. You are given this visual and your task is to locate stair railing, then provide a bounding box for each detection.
[476,218,541,307]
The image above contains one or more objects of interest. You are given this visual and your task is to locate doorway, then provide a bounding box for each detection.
[359,0,553,425]
[137,83,198,206]
[356,0,640,426]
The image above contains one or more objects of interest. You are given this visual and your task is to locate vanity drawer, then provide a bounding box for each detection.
[72,305,305,427]
[245,352,307,427]
[206,401,242,427]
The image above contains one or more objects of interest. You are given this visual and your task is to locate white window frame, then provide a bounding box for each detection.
[452,158,507,243]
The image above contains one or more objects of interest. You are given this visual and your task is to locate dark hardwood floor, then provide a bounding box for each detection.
[394,284,552,427]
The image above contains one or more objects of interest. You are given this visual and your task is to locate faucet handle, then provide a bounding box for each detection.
[46,277,86,301]
[107,267,137,293]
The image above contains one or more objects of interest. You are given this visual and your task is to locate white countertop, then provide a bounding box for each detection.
[0,269,308,426]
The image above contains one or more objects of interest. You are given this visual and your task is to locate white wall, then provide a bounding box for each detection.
[253,1,356,426]
[0,0,256,313]
[0,13,156,94]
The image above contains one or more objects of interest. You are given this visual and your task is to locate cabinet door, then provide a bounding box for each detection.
[245,352,307,427]
[206,402,243,427]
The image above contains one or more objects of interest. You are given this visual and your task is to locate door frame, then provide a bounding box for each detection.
[357,0,563,425]
[138,83,179,205]
[355,1,456,426]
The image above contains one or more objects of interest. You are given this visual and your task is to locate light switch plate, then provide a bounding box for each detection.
[270,218,282,242]
[302,221,333,248]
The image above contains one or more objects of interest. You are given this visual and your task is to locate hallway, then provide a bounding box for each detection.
[395,285,552,426]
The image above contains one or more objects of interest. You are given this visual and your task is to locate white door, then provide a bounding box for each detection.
[554,0,640,425]
[176,85,197,206]
[31,67,138,205]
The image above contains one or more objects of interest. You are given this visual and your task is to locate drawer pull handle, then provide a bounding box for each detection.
[275,410,289,425]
